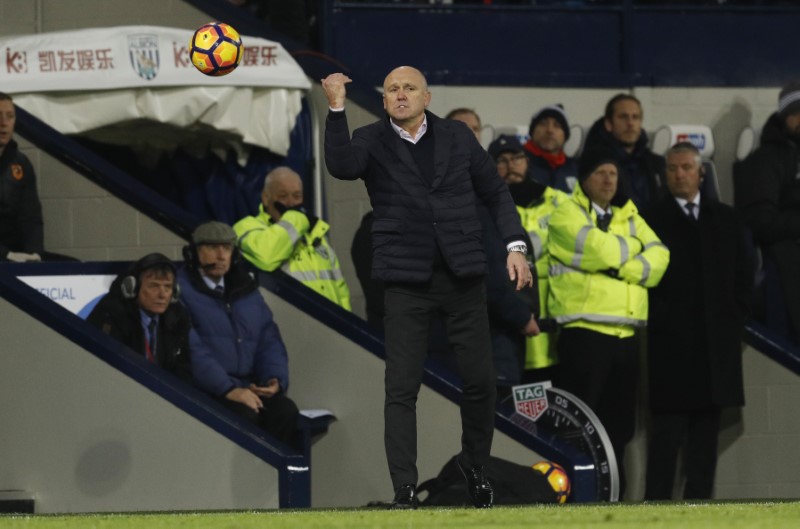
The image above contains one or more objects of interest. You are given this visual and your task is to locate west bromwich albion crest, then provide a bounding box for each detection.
[128,34,160,81]
[512,381,551,422]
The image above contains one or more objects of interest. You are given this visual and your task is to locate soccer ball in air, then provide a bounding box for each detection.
[532,461,571,504]
[189,22,243,76]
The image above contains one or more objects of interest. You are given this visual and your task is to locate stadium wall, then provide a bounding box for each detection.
[0,296,280,513]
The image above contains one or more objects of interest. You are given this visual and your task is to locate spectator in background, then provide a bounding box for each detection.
[489,134,567,384]
[523,104,578,193]
[735,81,800,342]
[178,221,299,447]
[234,166,351,310]
[445,108,482,141]
[645,142,751,500]
[0,92,43,263]
[87,253,191,379]
[581,93,665,212]
[547,153,669,498]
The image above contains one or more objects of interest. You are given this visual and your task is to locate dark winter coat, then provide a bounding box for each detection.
[325,110,524,283]
[645,195,752,411]
[86,275,192,378]
[479,202,539,385]
[176,262,290,398]
[582,118,666,213]
[734,112,800,246]
[0,139,44,257]
[526,152,578,194]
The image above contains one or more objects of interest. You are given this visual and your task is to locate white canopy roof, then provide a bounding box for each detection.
[1,26,311,156]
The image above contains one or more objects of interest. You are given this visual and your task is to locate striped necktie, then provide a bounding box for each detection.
[685,202,697,220]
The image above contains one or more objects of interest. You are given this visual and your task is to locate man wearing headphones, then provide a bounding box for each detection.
[644,142,751,500]
[177,221,299,447]
[87,253,192,378]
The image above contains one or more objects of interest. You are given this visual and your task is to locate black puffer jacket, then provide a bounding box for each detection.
[325,110,524,283]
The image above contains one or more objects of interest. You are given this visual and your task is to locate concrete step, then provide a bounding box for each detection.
[0,491,34,513]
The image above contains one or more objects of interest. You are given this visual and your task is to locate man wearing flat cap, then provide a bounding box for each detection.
[735,80,800,343]
[522,104,578,194]
[177,220,299,447]
[547,153,669,498]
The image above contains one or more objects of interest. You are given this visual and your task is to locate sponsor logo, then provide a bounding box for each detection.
[676,133,706,151]
[128,34,159,80]
[512,381,551,422]
[10,163,23,181]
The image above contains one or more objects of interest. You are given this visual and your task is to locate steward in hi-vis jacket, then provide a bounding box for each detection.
[233,167,351,310]
[547,153,669,498]
[515,184,570,378]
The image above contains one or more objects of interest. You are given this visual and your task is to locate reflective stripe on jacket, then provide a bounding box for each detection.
[518,186,569,369]
[234,205,351,310]
[547,185,669,338]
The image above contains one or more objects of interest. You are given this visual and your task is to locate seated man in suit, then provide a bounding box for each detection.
[87,253,191,379]
[177,220,299,448]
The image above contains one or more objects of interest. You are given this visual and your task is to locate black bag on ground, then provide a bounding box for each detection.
[417,455,558,506]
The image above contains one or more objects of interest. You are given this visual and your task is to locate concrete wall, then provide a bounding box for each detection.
[0,297,279,513]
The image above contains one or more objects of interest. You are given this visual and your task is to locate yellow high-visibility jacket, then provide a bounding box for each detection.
[547,185,669,338]
[234,205,351,310]
[517,186,570,370]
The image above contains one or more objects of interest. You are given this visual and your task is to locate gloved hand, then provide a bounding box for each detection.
[6,251,42,263]
[274,202,319,230]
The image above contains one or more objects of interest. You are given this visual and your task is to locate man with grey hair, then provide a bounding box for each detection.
[233,166,351,310]
[735,80,800,342]
[646,141,751,500]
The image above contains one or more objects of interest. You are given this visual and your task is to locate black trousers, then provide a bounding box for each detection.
[221,392,301,449]
[557,326,638,499]
[383,268,496,490]
[645,407,722,500]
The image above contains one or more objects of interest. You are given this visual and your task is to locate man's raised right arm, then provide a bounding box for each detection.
[321,73,368,180]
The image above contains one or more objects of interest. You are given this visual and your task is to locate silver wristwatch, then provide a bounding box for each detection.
[508,244,527,254]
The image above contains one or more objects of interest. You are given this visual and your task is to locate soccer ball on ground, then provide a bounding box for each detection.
[532,461,571,504]
[189,22,243,76]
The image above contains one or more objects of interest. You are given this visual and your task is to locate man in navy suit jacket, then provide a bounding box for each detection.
[322,67,533,509]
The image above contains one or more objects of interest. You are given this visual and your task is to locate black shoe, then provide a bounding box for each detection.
[457,458,494,508]
[388,484,418,510]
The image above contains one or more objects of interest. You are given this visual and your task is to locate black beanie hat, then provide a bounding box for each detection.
[577,152,620,182]
[529,104,571,142]
[779,81,800,118]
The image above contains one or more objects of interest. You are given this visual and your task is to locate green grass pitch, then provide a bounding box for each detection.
[2,501,800,529]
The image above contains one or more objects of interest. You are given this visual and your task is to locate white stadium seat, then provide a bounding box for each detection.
[736,126,760,161]
[563,124,585,158]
